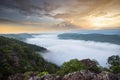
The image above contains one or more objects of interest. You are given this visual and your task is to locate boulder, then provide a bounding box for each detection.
[63,70,120,80]
[80,59,96,68]
[36,74,55,80]
[8,73,26,80]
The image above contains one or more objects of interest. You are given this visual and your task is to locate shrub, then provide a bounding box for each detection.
[60,59,86,75]
[110,66,120,74]
[89,65,102,73]
[108,55,120,66]
[37,71,49,77]
[107,55,120,73]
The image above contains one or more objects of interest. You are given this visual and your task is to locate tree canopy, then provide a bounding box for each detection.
[60,59,86,75]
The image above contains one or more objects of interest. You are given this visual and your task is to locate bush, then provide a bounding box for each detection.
[60,59,86,75]
[107,55,120,73]
[89,65,102,73]
[110,66,120,74]
[37,71,49,77]
[108,55,120,66]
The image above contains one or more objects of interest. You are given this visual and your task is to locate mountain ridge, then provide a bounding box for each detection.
[58,33,120,45]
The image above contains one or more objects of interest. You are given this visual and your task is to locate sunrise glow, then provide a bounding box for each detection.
[0,0,120,33]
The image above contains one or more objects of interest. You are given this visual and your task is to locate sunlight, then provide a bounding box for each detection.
[89,16,113,29]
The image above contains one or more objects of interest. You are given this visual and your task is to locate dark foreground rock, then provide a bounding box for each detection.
[8,73,27,80]
[63,70,120,80]
[36,74,54,80]
[8,70,120,80]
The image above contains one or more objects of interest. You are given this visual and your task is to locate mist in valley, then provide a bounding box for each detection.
[26,33,120,67]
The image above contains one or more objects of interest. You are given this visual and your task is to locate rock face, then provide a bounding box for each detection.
[37,74,54,80]
[10,53,19,67]
[63,70,120,80]
[80,59,96,68]
[8,73,26,80]
[63,70,96,80]
[8,71,120,80]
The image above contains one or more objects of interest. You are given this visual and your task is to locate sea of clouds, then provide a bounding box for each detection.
[25,33,120,67]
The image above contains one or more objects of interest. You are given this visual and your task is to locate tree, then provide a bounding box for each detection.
[60,59,86,75]
[110,66,120,74]
[89,65,102,73]
[107,55,120,73]
[108,55,120,66]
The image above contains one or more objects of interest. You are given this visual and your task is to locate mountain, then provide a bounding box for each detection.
[58,33,120,45]
[0,36,58,80]
[71,29,120,35]
[0,33,33,41]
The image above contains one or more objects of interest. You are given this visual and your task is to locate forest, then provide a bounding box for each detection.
[0,36,120,80]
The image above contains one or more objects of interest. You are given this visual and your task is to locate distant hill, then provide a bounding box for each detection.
[0,33,33,41]
[0,36,58,80]
[58,33,120,45]
[71,29,120,35]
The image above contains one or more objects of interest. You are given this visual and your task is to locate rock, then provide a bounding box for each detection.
[36,74,55,80]
[108,73,120,80]
[63,70,120,80]
[97,71,109,80]
[55,75,62,80]
[63,70,96,80]
[10,53,19,67]
[8,71,120,80]
[8,73,26,80]
[80,59,96,68]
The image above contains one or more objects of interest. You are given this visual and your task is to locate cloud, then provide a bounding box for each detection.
[0,18,17,23]
[51,0,120,29]
[0,0,61,16]
[26,33,120,66]
[0,0,120,30]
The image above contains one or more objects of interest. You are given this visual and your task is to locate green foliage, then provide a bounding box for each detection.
[60,59,86,75]
[102,67,110,72]
[89,65,102,73]
[0,36,58,80]
[110,66,120,74]
[107,55,120,74]
[37,71,49,77]
[24,71,34,80]
[1,36,120,79]
[108,55,120,66]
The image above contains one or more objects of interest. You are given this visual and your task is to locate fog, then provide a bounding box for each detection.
[26,34,120,67]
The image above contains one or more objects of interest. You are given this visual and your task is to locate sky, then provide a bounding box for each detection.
[0,0,120,33]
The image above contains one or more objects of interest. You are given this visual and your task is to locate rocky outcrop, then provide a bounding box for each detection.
[55,75,62,80]
[10,53,19,67]
[80,59,96,68]
[63,70,96,80]
[37,74,54,80]
[8,73,26,80]
[8,71,120,80]
[29,74,55,80]
[63,70,120,80]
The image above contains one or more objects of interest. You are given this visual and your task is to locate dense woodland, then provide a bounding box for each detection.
[0,36,58,80]
[0,36,120,80]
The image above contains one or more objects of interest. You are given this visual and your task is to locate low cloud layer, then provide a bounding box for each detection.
[26,34,120,67]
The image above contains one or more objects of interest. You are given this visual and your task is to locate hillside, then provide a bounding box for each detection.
[0,36,58,80]
[58,33,120,45]
[0,33,33,41]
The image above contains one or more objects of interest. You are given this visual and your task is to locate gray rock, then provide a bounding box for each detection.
[8,73,26,80]
[36,74,55,80]
[63,70,120,80]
